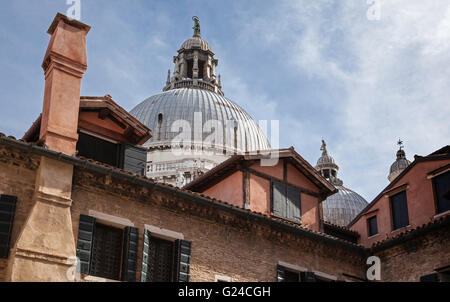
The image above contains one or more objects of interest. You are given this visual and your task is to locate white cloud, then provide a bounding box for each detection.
[230,0,450,200]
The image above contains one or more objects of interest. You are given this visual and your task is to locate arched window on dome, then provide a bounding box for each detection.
[157,113,163,140]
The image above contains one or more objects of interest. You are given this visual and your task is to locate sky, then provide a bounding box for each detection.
[0,0,449,201]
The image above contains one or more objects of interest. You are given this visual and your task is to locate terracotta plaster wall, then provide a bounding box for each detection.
[249,174,270,215]
[351,160,449,247]
[250,161,284,181]
[301,194,320,232]
[202,171,243,208]
[286,163,319,193]
[70,172,366,282]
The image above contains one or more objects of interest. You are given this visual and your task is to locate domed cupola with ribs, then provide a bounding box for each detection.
[163,16,223,96]
[130,17,270,187]
[315,140,368,226]
[388,139,411,182]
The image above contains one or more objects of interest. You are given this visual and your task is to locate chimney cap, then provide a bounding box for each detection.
[47,13,91,35]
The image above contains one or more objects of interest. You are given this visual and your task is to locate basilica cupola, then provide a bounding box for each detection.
[316,140,343,186]
[388,139,411,182]
[163,17,223,96]
[315,140,368,226]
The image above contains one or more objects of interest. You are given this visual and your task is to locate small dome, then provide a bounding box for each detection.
[389,157,411,174]
[317,154,336,166]
[180,36,212,52]
[322,186,368,226]
[388,141,411,182]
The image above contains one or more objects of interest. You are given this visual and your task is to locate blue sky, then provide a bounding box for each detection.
[0,0,449,201]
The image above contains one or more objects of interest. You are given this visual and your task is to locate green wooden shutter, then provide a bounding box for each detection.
[272,180,286,217]
[287,185,301,222]
[0,195,17,258]
[76,214,96,274]
[140,229,150,282]
[121,226,139,282]
[277,265,286,282]
[173,239,191,282]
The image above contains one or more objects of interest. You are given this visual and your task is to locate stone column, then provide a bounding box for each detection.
[193,50,199,82]
[7,13,90,282]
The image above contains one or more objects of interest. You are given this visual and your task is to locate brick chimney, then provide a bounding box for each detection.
[6,14,91,281]
[39,13,90,155]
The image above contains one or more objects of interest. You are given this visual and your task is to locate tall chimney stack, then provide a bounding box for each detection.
[6,14,91,281]
[39,13,90,155]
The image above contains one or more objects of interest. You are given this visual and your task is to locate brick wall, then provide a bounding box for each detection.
[373,223,450,282]
[71,168,366,282]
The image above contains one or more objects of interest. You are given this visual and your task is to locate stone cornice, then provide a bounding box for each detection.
[42,53,87,78]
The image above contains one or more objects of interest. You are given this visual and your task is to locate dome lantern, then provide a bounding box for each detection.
[388,139,411,182]
[315,140,368,226]
[164,17,223,96]
[315,140,342,186]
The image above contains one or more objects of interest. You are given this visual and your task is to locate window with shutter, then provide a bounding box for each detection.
[76,215,138,281]
[271,181,302,223]
[119,144,147,176]
[287,185,301,223]
[76,132,120,167]
[76,214,96,274]
[0,195,17,258]
[433,171,450,214]
[367,216,378,237]
[121,226,139,282]
[90,223,124,280]
[271,180,286,217]
[141,231,192,282]
[144,236,175,282]
[390,191,409,230]
[174,239,191,282]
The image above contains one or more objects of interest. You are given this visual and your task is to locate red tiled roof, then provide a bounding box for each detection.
[0,133,362,249]
[370,212,450,251]
[183,147,337,197]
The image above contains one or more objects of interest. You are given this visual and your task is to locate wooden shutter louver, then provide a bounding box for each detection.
[272,180,286,217]
[276,265,285,282]
[141,229,150,282]
[287,185,301,222]
[76,214,96,274]
[121,226,139,282]
[174,239,192,282]
[0,195,17,258]
[120,144,147,176]
[391,191,409,230]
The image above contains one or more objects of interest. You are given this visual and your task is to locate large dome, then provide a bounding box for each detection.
[322,186,368,226]
[130,88,271,153]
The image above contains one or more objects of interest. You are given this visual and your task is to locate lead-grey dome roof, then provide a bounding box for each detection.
[180,36,212,52]
[322,186,368,227]
[130,88,271,152]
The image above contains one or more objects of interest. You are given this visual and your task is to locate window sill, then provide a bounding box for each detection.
[434,210,450,219]
[368,233,380,239]
[82,274,121,282]
[391,225,411,234]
